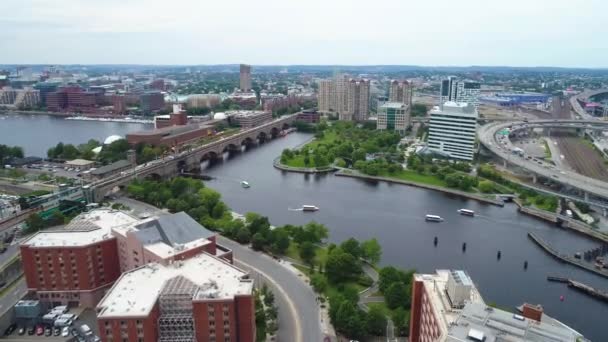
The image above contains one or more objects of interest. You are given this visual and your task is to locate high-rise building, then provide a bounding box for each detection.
[377,102,409,134]
[389,80,413,105]
[345,79,370,121]
[439,77,481,108]
[409,270,586,342]
[427,102,478,160]
[334,74,350,116]
[318,79,333,113]
[240,64,252,91]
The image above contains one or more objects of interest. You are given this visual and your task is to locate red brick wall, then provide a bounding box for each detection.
[193,299,238,342]
[21,238,120,305]
[98,303,159,342]
[235,294,255,342]
[409,279,423,342]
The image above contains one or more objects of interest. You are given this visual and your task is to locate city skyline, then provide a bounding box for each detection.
[2,0,608,68]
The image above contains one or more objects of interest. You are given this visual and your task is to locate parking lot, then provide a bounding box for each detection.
[1,307,99,342]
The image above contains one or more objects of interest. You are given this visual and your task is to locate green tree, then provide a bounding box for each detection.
[270,229,290,255]
[340,238,362,259]
[385,282,410,310]
[392,308,410,336]
[478,180,494,193]
[236,227,252,244]
[366,305,387,336]
[325,247,362,283]
[361,238,382,264]
[310,273,328,293]
[352,148,366,162]
[25,213,45,233]
[251,233,267,251]
[299,241,316,266]
[49,211,66,226]
[379,266,410,293]
[334,300,367,339]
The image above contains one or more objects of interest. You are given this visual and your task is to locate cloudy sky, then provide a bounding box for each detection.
[1,0,606,67]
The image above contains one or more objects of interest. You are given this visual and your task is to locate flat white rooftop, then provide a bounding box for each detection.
[97,253,253,318]
[22,209,138,248]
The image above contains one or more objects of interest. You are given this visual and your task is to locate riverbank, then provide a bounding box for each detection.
[334,169,505,206]
[273,156,337,173]
[0,109,67,116]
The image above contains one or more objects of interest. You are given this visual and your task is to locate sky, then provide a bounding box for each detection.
[1,0,607,67]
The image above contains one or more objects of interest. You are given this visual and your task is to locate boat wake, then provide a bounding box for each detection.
[288,207,304,211]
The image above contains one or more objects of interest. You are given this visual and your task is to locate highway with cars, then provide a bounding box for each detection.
[479,119,608,203]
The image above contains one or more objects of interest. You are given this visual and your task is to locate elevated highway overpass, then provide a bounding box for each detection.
[84,115,298,202]
[570,89,608,119]
[479,119,608,204]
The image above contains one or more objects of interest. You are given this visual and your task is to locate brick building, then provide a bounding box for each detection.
[126,123,214,148]
[20,209,232,309]
[96,253,254,342]
[409,270,585,342]
[140,91,165,113]
[296,109,321,123]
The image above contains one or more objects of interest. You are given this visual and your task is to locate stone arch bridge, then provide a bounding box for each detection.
[85,115,297,202]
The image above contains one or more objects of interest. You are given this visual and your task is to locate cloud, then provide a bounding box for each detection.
[0,0,607,67]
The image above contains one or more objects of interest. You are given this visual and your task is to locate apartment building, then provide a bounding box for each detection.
[427,102,478,160]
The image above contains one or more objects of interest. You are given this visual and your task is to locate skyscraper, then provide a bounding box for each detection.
[440,76,481,108]
[318,79,333,113]
[240,64,252,91]
[345,79,370,121]
[334,73,350,115]
[389,80,413,105]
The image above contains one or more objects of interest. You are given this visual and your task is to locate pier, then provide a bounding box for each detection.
[547,276,608,303]
[528,232,608,279]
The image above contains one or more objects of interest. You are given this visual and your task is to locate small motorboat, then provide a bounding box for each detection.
[302,205,319,212]
[458,209,475,216]
[241,181,250,188]
[425,215,443,222]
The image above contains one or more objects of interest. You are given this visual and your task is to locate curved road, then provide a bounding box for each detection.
[479,120,608,201]
[115,197,324,342]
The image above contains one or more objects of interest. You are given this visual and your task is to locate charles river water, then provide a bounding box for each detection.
[1,114,606,341]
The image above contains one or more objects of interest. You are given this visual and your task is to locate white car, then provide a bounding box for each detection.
[61,326,69,337]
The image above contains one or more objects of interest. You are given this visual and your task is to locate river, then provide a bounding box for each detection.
[0,114,152,157]
[204,132,606,341]
[0,115,605,340]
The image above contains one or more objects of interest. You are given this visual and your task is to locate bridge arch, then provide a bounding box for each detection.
[282,122,290,130]
[222,143,240,153]
[270,126,280,138]
[257,131,268,142]
[200,151,219,162]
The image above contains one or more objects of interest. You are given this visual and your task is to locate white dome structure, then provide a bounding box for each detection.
[104,135,123,145]
[213,112,227,120]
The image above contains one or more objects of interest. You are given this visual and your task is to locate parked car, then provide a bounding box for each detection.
[17,326,25,335]
[27,326,35,335]
[4,323,16,336]
[61,326,70,337]
[35,325,44,335]
[53,326,61,336]
[45,326,52,336]
[71,328,79,337]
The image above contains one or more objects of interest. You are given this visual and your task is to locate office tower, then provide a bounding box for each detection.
[427,102,478,160]
[240,64,252,91]
[318,79,333,112]
[377,102,409,134]
[345,79,370,121]
[389,80,413,105]
[409,270,585,342]
[440,76,481,108]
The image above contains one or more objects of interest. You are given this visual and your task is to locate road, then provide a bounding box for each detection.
[0,246,19,269]
[0,278,26,315]
[219,237,323,342]
[479,120,608,203]
[113,197,324,342]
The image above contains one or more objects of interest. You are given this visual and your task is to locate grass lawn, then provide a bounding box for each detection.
[382,169,448,187]
[286,242,329,265]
